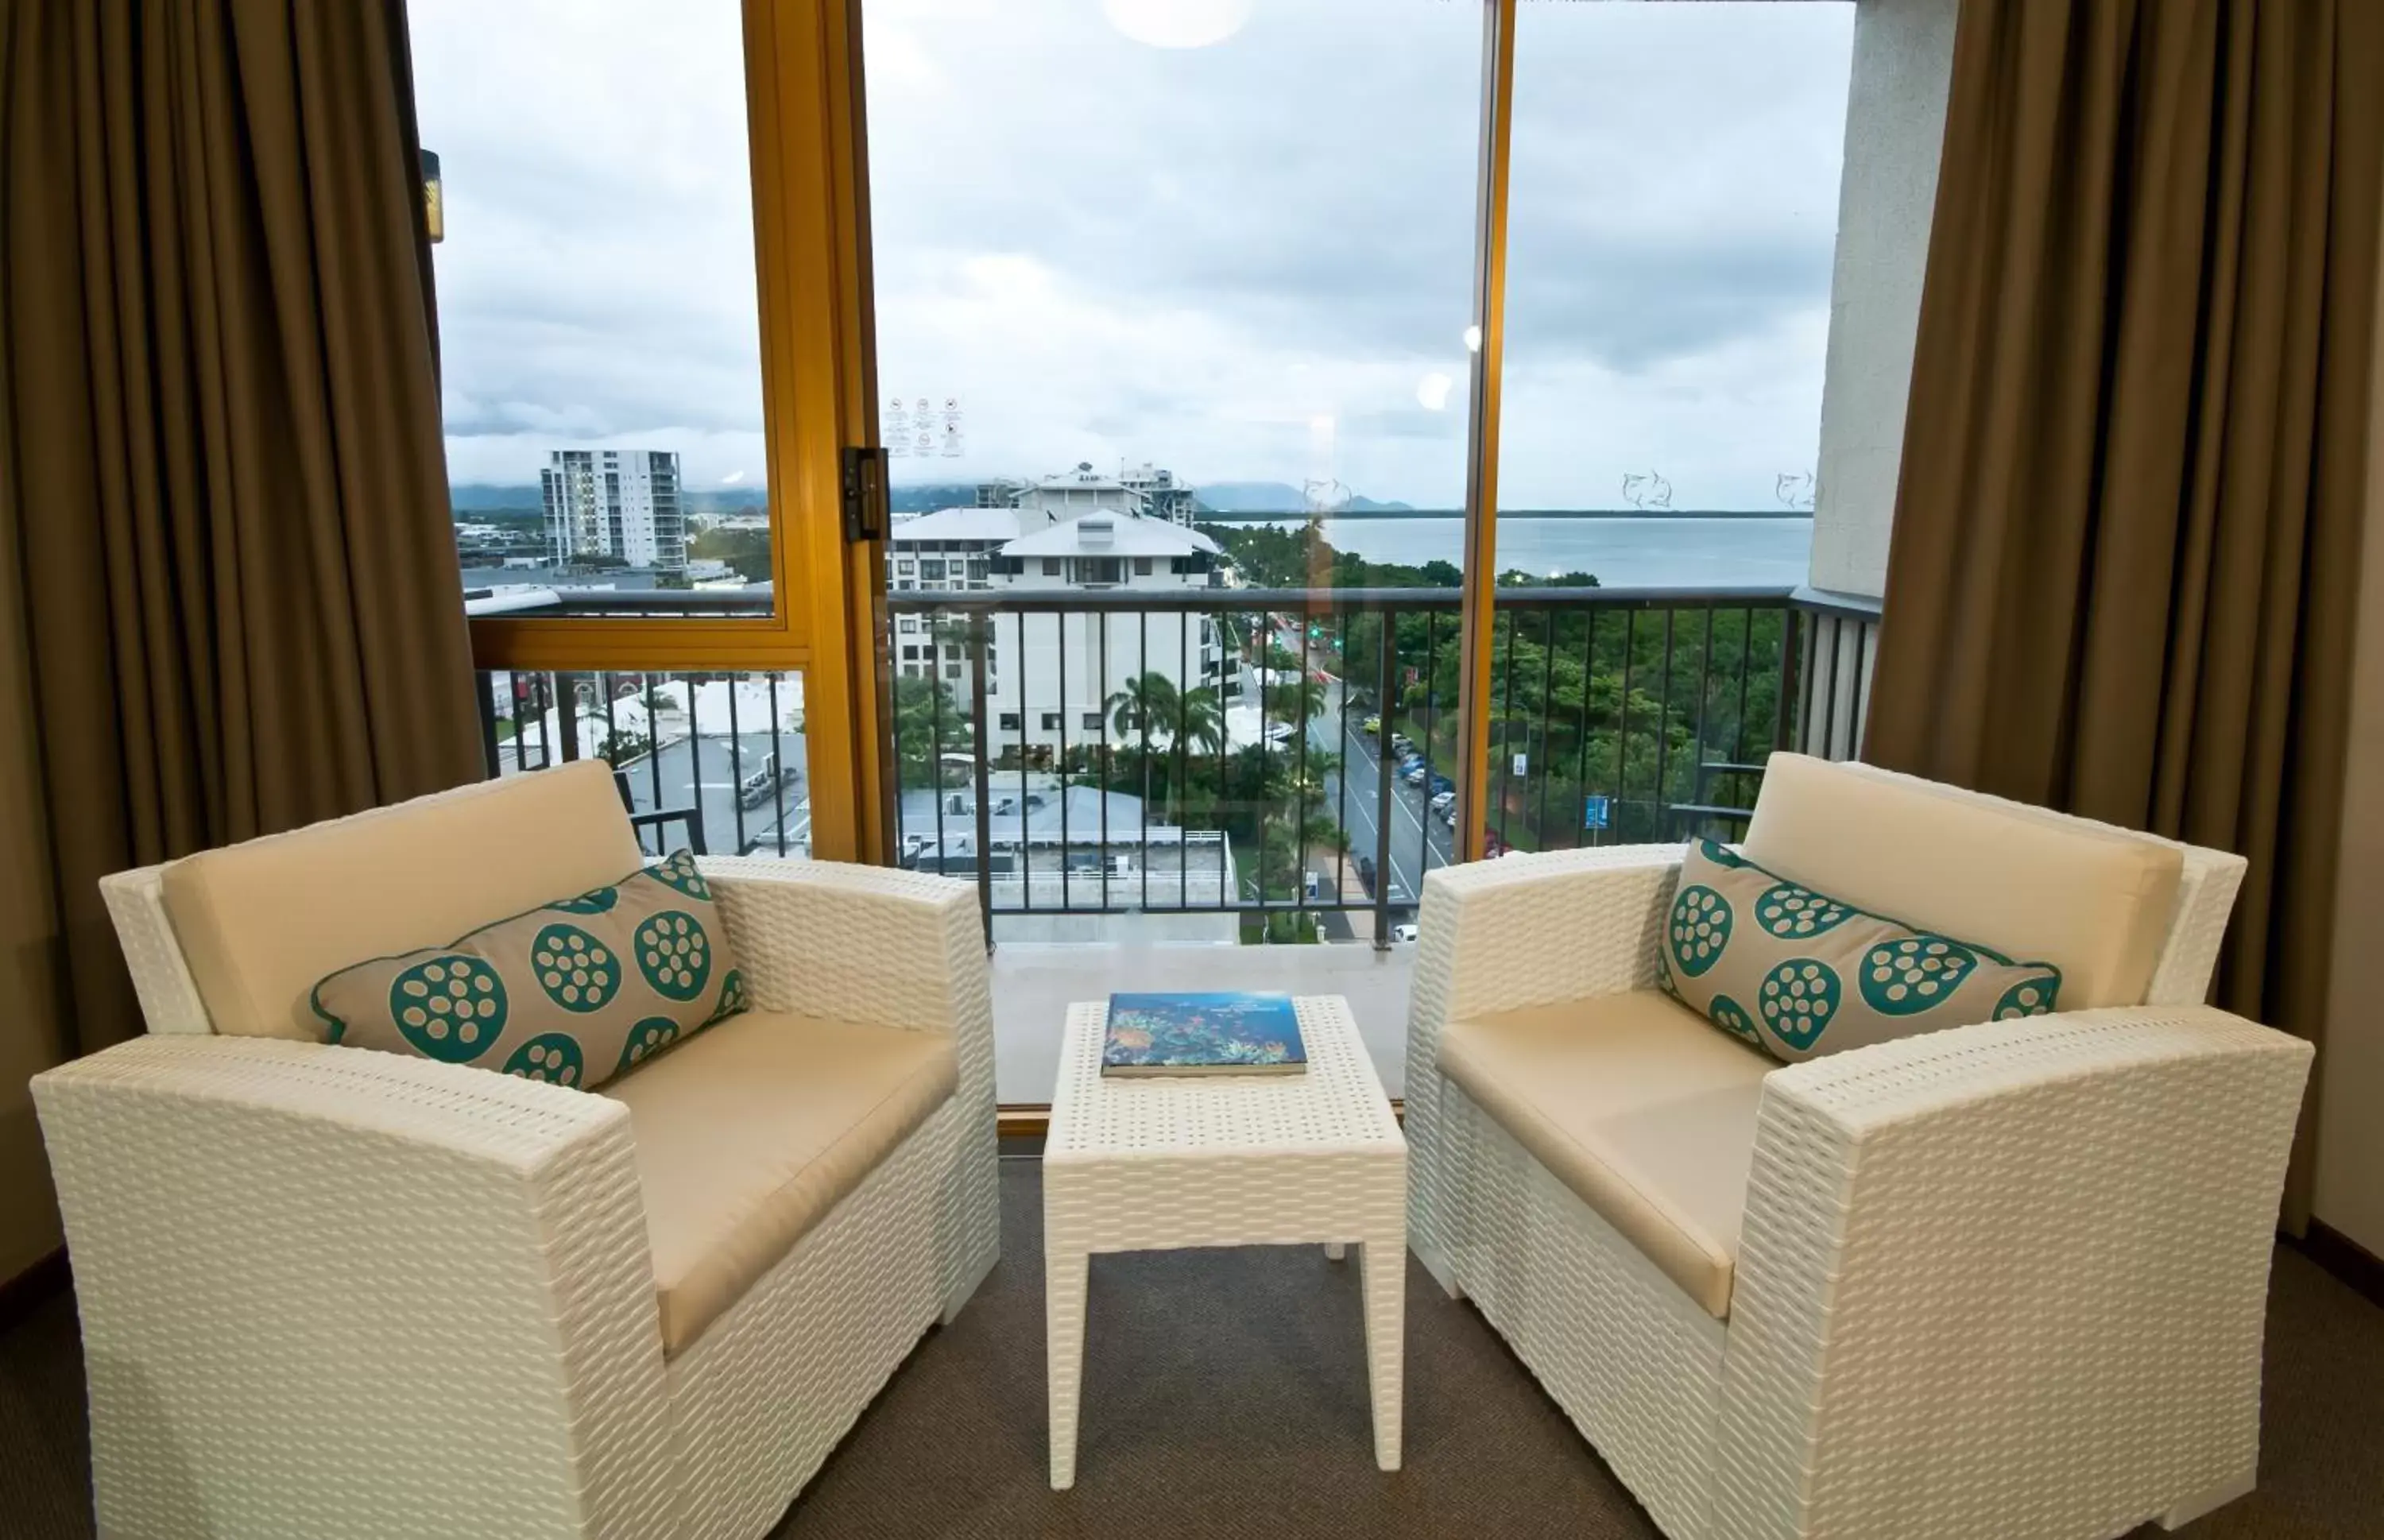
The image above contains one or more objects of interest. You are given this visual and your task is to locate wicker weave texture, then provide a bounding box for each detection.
[667,1093,966,1539]
[1406,815,2299,1540]
[1437,1077,1728,1539]
[1044,999,1406,1489]
[1714,1006,2311,1540]
[1404,846,1684,1305]
[53,846,1000,1540]
[663,862,1000,1538]
[33,1035,679,1540]
[98,867,212,1035]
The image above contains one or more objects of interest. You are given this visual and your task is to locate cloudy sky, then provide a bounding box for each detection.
[413,0,1852,511]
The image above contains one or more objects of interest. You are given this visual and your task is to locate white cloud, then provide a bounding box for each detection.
[411,0,1854,508]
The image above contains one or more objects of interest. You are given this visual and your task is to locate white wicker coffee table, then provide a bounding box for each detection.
[1042,994,1407,1489]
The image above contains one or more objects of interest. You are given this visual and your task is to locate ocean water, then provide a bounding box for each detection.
[1257,516,1814,590]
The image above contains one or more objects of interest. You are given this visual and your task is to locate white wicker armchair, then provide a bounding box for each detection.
[1405,756,2313,1540]
[32,765,998,1540]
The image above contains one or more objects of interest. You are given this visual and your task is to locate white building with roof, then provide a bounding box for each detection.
[886,503,1239,757]
[968,461,1199,525]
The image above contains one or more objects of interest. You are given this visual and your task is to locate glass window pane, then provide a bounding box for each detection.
[414,1,776,620]
[866,0,1480,981]
[1490,1,1853,853]
[476,669,811,858]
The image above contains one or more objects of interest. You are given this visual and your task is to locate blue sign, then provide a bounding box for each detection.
[1584,795,1611,830]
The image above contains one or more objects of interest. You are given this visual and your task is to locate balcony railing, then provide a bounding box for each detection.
[475,666,811,862]
[470,583,1879,946]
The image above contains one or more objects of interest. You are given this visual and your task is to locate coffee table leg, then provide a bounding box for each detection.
[1359,1232,1406,1471]
[1046,1244,1089,1490]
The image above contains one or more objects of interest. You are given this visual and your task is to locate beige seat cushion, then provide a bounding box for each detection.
[601,1009,958,1356]
[1742,754,2185,1009]
[160,761,643,1039]
[1439,991,1774,1318]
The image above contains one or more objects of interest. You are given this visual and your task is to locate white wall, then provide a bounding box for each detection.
[1809,0,1958,600]
[987,602,1221,754]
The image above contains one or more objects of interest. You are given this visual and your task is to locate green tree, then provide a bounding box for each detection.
[690,527,775,583]
[1261,674,1327,726]
[890,675,972,790]
[1105,672,1181,819]
[596,727,651,768]
[1174,684,1225,757]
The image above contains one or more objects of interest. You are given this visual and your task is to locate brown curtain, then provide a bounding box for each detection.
[0,0,483,1061]
[1866,0,2384,1228]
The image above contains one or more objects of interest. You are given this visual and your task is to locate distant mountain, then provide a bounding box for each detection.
[888,482,981,513]
[1192,481,1304,513]
[884,475,1421,517]
[683,486,769,513]
[1192,482,1413,514]
[450,482,770,517]
[450,482,541,512]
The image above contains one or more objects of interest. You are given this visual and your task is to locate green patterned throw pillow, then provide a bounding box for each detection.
[310,849,749,1091]
[1657,838,2061,1062]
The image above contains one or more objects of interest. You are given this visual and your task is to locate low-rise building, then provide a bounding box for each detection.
[888,505,1238,757]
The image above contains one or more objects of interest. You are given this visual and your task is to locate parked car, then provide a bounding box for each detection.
[1428,773,1455,797]
[1403,763,1431,787]
[1356,854,1377,892]
[1390,922,1419,943]
[1390,733,1415,756]
[1361,714,1383,736]
[1437,801,1459,826]
[1430,790,1457,814]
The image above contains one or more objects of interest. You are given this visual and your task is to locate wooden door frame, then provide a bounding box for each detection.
[464,0,887,865]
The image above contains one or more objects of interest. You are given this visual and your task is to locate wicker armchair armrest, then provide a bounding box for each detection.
[1408,845,1685,1066]
[698,857,985,1028]
[698,857,993,1116]
[32,1034,675,1536]
[1716,1005,2313,1539]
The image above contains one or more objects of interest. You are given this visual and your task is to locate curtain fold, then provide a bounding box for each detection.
[1865,0,2384,1228]
[1,0,482,1058]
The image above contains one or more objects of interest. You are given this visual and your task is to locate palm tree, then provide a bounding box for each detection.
[1145,684,1226,820]
[1105,671,1180,741]
[1262,675,1328,734]
[1175,684,1225,757]
[1105,672,1180,827]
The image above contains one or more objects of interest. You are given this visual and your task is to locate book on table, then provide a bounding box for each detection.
[1101,992,1306,1077]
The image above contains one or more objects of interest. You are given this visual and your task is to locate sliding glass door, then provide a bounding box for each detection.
[858,0,1484,943]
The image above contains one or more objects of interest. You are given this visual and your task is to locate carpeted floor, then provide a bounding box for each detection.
[3,1159,2380,1538]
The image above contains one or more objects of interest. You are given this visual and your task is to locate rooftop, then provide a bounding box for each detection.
[888,505,1033,544]
[1001,513,1219,559]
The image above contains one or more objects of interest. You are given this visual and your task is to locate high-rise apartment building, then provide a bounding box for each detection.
[540,450,686,571]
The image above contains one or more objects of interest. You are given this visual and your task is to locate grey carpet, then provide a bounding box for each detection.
[2,1161,2379,1537]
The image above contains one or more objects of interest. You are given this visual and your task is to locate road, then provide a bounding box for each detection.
[617,731,811,859]
[1310,693,1457,937]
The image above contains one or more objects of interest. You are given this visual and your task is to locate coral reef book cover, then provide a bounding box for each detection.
[1101,993,1306,1077]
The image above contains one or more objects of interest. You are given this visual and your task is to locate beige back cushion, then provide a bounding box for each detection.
[1741,754,2184,1010]
[159,761,644,1039]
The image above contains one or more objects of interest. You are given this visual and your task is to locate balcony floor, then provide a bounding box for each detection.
[990,938,1416,1105]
